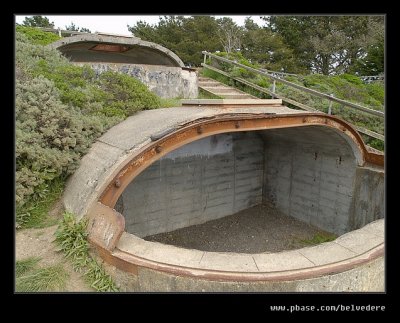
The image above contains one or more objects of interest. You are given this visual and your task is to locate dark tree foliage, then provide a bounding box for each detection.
[23,15,54,28]
[128,16,222,66]
[266,15,384,75]
[65,22,91,33]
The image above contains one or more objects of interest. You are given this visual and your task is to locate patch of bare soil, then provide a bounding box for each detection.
[145,204,334,253]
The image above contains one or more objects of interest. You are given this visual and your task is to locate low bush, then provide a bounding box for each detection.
[16,26,61,45]
[16,30,166,227]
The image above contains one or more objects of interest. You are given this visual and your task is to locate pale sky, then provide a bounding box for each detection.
[15,15,266,36]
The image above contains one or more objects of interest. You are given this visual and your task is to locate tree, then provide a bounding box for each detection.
[241,17,302,73]
[267,15,384,75]
[65,22,79,31]
[351,16,384,75]
[65,22,91,33]
[23,16,54,28]
[216,17,243,53]
[128,16,222,66]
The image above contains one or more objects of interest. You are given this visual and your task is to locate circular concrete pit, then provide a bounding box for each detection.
[63,103,384,292]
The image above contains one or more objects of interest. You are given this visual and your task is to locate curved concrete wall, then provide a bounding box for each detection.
[119,125,383,237]
[78,62,198,99]
[120,132,264,237]
[49,34,198,99]
[49,34,184,67]
[63,105,384,292]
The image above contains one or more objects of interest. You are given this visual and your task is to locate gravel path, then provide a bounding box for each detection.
[145,204,334,253]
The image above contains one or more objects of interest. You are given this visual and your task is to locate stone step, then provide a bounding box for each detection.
[198,77,258,99]
[201,86,236,93]
[198,81,222,87]
[219,93,255,99]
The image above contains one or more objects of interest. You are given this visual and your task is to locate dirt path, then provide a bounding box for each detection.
[15,200,94,292]
[145,204,335,253]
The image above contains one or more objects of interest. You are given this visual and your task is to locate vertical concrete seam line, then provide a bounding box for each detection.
[297,250,317,266]
[288,150,294,219]
[96,138,126,151]
[233,137,236,213]
[199,252,206,265]
[252,256,260,272]
[333,241,363,255]
[316,150,323,222]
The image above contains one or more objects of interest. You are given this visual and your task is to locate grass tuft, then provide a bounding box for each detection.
[299,232,337,246]
[16,263,68,292]
[16,257,41,277]
[55,212,119,292]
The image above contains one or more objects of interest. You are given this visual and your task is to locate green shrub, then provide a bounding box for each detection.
[34,62,162,118]
[15,76,106,214]
[340,73,363,85]
[365,82,384,105]
[16,26,61,45]
[16,31,167,225]
[98,71,162,115]
[16,32,67,81]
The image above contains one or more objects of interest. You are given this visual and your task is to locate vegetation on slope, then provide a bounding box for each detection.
[15,28,166,228]
[16,257,69,292]
[202,52,384,150]
[16,25,61,45]
[55,212,119,291]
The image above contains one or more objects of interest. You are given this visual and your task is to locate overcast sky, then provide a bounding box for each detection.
[15,15,266,36]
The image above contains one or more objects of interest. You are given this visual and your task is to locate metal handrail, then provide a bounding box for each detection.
[202,51,384,118]
[201,62,384,141]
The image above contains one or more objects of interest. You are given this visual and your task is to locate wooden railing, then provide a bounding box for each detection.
[201,51,384,142]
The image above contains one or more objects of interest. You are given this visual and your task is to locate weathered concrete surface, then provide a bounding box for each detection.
[101,219,384,292]
[349,166,384,230]
[48,33,184,67]
[262,127,358,235]
[63,106,305,219]
[107,256,383,292]
[77,62,198,99]
[63,104,384,292]
[121,132,264,237]
[86,202,125,251]
[261,128,384,235]
[119,123,379,237]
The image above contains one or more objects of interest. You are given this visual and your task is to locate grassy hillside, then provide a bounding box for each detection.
[202,52,384,150]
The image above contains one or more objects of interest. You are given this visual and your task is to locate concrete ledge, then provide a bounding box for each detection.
[181,99,283,106]
[115,219,384,277]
